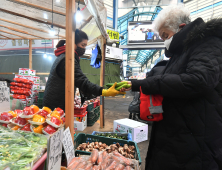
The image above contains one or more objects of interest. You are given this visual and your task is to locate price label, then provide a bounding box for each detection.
[62,127,75,166]
[47,128,63,170]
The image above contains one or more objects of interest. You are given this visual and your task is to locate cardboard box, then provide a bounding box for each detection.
[29,69,36,76]
[23,75,33,81]
[32,84,40,90]
[19,68,29,75]
[113,118,148,143]
[15,75,24,79]
[32,76,40,84]
[74,112,87,131]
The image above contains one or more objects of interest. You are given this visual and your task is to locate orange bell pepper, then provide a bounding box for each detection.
[8,111,17,118]
[11,125,20,130]
[30,105,40,114]
[33,125,43,134]
[33,115,45,123]
[42,107,52,114]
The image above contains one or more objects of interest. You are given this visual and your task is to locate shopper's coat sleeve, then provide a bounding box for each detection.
[132,38,222,98]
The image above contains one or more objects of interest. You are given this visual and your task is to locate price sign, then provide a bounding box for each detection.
[62,127,75,166]
[0,81,10,112]
[47,128,64,170]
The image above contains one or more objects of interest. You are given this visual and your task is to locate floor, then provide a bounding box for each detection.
[76,92,152,170]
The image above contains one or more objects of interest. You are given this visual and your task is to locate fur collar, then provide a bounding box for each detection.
[184,18,222,50]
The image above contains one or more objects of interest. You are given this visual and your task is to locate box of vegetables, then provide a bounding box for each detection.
[74,133,141,165]
[92,131,132,141]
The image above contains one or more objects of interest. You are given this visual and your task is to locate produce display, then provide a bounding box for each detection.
[94,133,128,140]
[106,82,131,91]
[68,150,139,170]
[76,142,136,159]
[0,126,47,170]
[0,105,65,135]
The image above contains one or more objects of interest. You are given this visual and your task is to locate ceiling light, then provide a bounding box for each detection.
[75,3,82,22]
[48,56,52,60]
[56,0,60,2]
[44,54,47,58]
[49,29,56,36]
[44,13,48,19]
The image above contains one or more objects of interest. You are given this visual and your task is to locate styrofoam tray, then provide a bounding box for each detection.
[0,112,13,124]
[30,124,43,134]
[7,123,21,130]
[46,118,64,128]
[48,111,65,118]
[10,118,28,127]
[28,119,45,125]
[19,113,35,118]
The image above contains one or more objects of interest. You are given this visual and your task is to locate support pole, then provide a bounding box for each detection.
[65,0,75,142]
[29,40,32,69]
[100,37,106,128]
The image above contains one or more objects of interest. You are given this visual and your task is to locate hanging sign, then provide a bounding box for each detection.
[47,128,64,170]
[62,127,75,166]
[0,81,10,112]
[107,29,119,40]
[0,40,53,51]
[106,46,123,60]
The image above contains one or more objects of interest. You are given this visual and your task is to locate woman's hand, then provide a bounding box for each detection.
[119,81,132,92]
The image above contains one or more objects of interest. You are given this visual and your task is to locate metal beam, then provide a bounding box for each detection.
[141,50,159,68]
[0,8,66,29]
[0,25,46,39]
[0,18,65,38]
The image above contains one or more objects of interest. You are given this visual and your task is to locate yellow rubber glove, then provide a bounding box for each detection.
[102,82,126,97]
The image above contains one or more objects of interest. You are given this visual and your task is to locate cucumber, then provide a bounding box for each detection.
[115,84,131,91]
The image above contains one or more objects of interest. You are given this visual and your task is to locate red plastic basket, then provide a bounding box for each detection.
[93,101,98,108]
[97,100,100,106]
[74,106,87,115]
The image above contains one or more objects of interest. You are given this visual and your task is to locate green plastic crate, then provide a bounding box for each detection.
[74,133,142,165]
[87,110,97,119]
[38,92,44,98]
[87,113,99,126]
[37,98,43,108]
[87,103,94,112]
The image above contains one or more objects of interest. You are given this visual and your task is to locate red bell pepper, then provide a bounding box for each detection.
[0,112,13,121]
[44,125,57,134]
[21,124,31,132]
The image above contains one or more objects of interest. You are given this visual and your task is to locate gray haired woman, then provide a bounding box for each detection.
[121,4,222,170]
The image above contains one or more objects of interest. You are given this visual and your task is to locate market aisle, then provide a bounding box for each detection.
[77,91,152,170]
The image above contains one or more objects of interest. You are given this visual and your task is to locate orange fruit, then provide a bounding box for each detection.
[42,107,52,114]
[30,105,40,114]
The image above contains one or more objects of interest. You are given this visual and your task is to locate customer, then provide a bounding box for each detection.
[43,29,124,111]
[121,4,222,170]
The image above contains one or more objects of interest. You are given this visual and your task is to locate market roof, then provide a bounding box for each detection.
[0,0,107,42]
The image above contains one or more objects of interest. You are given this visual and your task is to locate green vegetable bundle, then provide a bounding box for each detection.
[106,82,131,91]
[0,126,47,170]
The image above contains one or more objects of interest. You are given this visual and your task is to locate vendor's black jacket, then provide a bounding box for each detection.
[132,18,222,170]
[43,54,102,111]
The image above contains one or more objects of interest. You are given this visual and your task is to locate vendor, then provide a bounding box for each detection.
[43,29,124,111]
[121,4,222,170]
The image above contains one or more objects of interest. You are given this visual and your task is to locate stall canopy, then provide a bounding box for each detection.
[0,0,108,43]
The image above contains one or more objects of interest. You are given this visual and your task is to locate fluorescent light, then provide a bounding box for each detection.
[75,10,82,22]
[44,13,48,19]
[44,54,47,58]
[49,29,56,36]
[56,0,60,2]
[48,56,52,60]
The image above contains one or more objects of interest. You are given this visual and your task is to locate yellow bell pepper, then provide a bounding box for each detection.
[33,125,43,134]
[42,107,52,114]
[33,115,45,123]
[8,111,17,118]
[51,111,60,117]
[11,125,20,130]
[51,113,63,124]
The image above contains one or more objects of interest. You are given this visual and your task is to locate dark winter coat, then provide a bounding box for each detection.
[132,18,222,170]
[43,54,102,111]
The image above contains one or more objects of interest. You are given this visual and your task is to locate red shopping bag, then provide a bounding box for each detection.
[140,87,163,121]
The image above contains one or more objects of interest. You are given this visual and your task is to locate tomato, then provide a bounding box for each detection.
[0,112,13,121]
[14,116,27,125]
[51,116,61,126]
[14,110,23,115]
[44,125,57,134]
[23,107,34,115]
[61,117,65,123]
[21,124,31,132]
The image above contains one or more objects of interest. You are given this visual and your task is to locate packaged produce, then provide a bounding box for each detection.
[37,110,49,118]
[68,150,139,170]
[42,106,52,114]
[14,109,23,115]
[1,123,8,128]
[94,132,128,140]
[55,107,64,117]
[8,111,17,117]
[0,112,13,122]
[46,116,64,128]
[42,124,57,135]
[29,114,46,125]
[13,78,34,84]
[11,116,27,126]
[106,82,131,91]
[31,124,43,134]
[21,123,32,132]
[30,105,40,113]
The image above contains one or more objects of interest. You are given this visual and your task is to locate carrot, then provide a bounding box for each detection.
[91,149,99,164]
[100,155,111,170]
[112,155,121,164]
[85,163,93,170]
[113,151,132,166]
[114,164,125,170]
[92,165,100,170]
[125,166,132,170]
[97,152,103,165]
[75,161,87,169]
[106,161,117,170]
[68,161,79,169]
[68,157,83,167]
